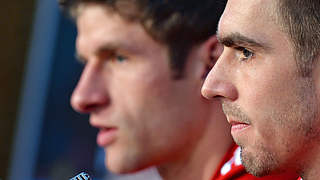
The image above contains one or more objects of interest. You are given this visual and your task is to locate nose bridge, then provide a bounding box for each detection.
[211,53,230,82]
[201,52,238,101]
[203,55,227,91]
[75,61,99,96]
[71,60,109,113]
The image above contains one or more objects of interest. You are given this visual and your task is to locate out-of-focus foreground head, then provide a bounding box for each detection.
[202,0,320,179]
[58,0,233,180]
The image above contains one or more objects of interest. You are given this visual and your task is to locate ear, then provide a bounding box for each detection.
[201,35,223,79]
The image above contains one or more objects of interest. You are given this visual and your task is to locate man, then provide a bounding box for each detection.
[202,0,320,180]
[59,1,234,179]
[59,0,296,179]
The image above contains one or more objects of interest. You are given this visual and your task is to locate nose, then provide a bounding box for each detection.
[201,56,238,101]
[71,61,110,113]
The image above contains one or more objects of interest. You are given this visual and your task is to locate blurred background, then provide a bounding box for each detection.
[1,1,160,180]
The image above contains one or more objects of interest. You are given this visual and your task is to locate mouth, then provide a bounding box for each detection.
[96,127,118,147]
[228,118,251,135]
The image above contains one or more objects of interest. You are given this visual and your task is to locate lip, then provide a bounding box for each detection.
[228,117,251,136]
[96,127,118,147]
[89,117,118,147]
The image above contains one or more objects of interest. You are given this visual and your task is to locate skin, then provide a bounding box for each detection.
[71,3,232,180]
[202,0,320,179]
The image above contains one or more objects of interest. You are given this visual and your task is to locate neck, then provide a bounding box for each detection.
[157,107,233,180]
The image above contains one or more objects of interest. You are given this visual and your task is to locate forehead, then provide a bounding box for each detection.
[76,4,158,55]
[218,0,278,43]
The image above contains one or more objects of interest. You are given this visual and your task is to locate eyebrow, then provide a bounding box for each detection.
[75,42,121,64]
[217,32,272,51]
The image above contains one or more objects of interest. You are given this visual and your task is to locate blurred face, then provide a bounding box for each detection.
[72,4,211,174]
[202,0,320,177]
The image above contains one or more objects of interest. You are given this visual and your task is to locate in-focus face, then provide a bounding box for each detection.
[72,3,211,174]
[202,0,320,176]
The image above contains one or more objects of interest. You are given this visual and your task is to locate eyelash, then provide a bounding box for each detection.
[235,47,254,61]
[110,53,128,63]
[114,55,127,62]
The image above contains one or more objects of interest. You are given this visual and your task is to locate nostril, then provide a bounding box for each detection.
[72,96,110,114]
[71,89,111,114]
[201,82,238,101]
[80,103,107,113]
[71,95,91,114]
[201,87,215,99]
[71,100,89,114]
[214,95,224,99]
[78,104,94,114]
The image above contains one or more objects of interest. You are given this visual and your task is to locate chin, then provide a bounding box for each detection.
[106,161,135,174]
[105,155,149,175]
[241,146,280,177]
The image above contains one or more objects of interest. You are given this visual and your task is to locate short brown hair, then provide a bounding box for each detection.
[59,0,226,78]
[276,0,320,77]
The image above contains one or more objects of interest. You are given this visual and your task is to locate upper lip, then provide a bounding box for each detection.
[227,116,250,126]
[89,118,117,130]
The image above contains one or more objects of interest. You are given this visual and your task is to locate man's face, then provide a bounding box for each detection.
[202,0,320,176]
[72,4,212,174]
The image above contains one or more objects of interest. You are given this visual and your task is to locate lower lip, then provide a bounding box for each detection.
[97,128,117,147]
[231,123,250,135]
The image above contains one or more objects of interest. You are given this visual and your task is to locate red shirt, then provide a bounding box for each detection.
[212,144,300,180]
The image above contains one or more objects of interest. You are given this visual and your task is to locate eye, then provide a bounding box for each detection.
[236,47,254,61]
[115,55,127,62]
[110,53,128,63]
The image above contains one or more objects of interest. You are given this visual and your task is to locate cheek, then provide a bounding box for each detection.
[240,61,300,119]
[246,77,318,149]
[108,68,177,133]
[110,65,169,97]
[239,74,297,138]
